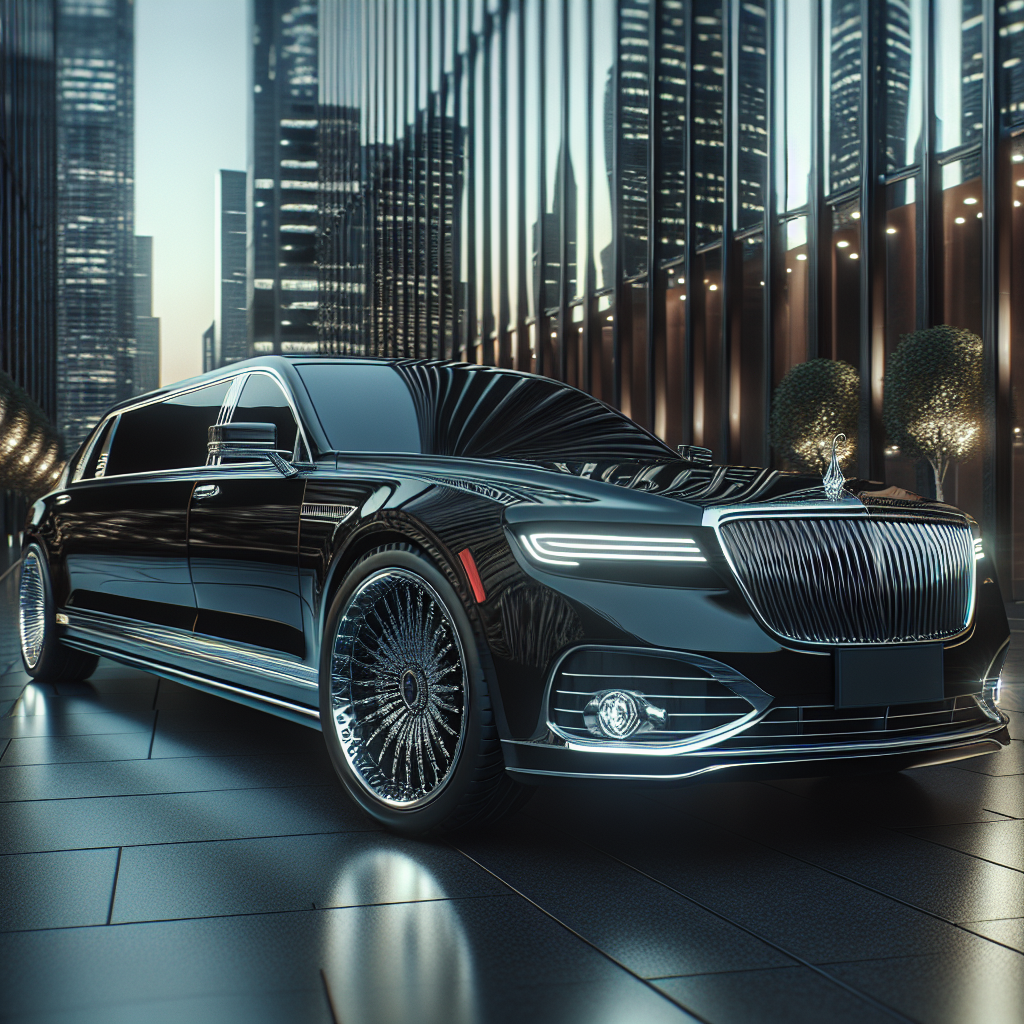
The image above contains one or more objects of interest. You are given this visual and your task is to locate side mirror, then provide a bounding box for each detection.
[208,422,297,477]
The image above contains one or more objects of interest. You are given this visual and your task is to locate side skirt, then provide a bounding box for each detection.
[60,611,322,731]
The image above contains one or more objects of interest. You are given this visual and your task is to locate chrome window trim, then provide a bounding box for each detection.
[542,644,773,755]
[226,368,312,464]
[72,418,112,483]
[63,366,314,485]
[703,500,977,648]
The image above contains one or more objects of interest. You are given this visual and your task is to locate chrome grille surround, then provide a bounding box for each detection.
[710,502,976,646]
[546,646,772,754]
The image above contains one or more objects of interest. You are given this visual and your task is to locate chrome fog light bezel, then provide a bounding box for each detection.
[583,689,668,740]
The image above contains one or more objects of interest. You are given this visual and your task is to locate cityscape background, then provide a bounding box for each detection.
[5,0,1024,600]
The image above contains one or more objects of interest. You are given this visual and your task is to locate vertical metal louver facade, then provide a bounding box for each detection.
[317,0,1024,604]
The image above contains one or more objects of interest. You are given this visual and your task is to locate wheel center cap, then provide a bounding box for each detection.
[401,669,422,710]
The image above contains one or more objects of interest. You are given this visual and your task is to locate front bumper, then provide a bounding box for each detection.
[502,713,1011,783]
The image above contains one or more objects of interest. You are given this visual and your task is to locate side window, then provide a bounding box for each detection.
[104,381,231,477]
[230,374,299,456]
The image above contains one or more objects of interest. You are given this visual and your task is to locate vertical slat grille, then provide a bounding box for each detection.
[718,516,974,644]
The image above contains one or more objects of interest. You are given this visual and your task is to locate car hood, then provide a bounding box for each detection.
[522,459,968,518]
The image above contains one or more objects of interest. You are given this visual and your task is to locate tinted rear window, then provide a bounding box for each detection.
[104,381,231,476]
[296,362,672,461]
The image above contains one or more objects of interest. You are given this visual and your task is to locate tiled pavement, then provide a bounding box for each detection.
[1,562,1022,1024]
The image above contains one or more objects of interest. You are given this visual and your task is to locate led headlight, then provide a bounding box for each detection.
[973,538,984,561]
[520,532,706,567]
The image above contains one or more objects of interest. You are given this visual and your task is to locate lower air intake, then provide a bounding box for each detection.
[549,648,762,745]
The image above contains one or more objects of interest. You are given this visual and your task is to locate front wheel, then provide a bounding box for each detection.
[319,545,531,835]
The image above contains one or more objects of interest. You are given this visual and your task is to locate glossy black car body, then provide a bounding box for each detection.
[24,357,1011,828]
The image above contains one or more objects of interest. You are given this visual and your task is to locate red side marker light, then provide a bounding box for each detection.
[458,548,487,603]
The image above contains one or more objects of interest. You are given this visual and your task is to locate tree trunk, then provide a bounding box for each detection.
[930,457,946,503]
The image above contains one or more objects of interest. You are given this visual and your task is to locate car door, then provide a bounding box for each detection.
[57,380,232,630]
[187,371,307,658]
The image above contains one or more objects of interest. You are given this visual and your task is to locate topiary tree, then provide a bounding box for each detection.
[0,371,64,501]
[770,358,859,473]
[883,325,984,503]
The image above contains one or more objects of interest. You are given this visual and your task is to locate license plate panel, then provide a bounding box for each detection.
[834,644,944,709]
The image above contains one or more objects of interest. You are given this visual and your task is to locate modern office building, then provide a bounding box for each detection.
[0,0,59,422]
[133,235,160,393]
[56,0,135,448]
[318,0,1024,600]
[215,169,248,367]
[0,0,60,551]
[202,322,216,373]
[249,0,319,356]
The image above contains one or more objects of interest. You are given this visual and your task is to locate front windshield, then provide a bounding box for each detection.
[296,361,675,462]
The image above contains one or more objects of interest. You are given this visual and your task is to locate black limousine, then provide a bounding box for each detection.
[19,357,1011,833]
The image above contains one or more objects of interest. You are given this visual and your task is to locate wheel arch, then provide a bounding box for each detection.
[316,519,476,654]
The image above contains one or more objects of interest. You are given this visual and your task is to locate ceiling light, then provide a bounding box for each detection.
[964,197,978,205]
[955,216,965,224]
[1017,180,1024,187]
[796,254,807,261]
[886,227,897,234]
[852,211,861,219]
[709,284,718,291]
[836,240,849,248]
[849,252,859,259]
[786,267,793,273]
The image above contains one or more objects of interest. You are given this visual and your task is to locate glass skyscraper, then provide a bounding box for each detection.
[249,0,320,356]
[1,0,59,553]
[1,0,58,423]
[317,0,1024,602]
[56,0,135,447]
[215,169,248,367]
[133,235,159,394]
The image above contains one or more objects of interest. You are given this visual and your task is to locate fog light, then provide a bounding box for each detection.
[583,689,668,740]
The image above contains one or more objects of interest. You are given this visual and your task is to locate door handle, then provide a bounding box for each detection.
[193,484,220,500]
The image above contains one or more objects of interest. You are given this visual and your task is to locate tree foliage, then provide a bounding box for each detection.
[770,358,859,473]
[882,325,984,502]
[0,371,63,501]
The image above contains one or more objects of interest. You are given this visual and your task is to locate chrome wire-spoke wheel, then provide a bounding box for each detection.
[19,550,46,670]
[329,568,469,808]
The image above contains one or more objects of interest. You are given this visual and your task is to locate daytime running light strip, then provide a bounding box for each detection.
[973,538,984,561]
[522,532,707,567]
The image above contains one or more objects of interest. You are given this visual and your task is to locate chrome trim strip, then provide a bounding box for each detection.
[60,635,320,722]
[61,608,319,690]
[508,711,1005,762]
[503,733,1005,781]
[301,502,356,521]
[701,495,869,528]
[543,645,773,755]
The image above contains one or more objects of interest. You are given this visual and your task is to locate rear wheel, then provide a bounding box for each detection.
[319,545,531,835]
[19,546,98,683]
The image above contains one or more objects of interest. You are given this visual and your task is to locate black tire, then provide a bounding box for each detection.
[319,543,532,835]
[19,545,98,683]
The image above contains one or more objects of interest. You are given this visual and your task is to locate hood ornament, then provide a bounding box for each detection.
[823,433,847,501]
